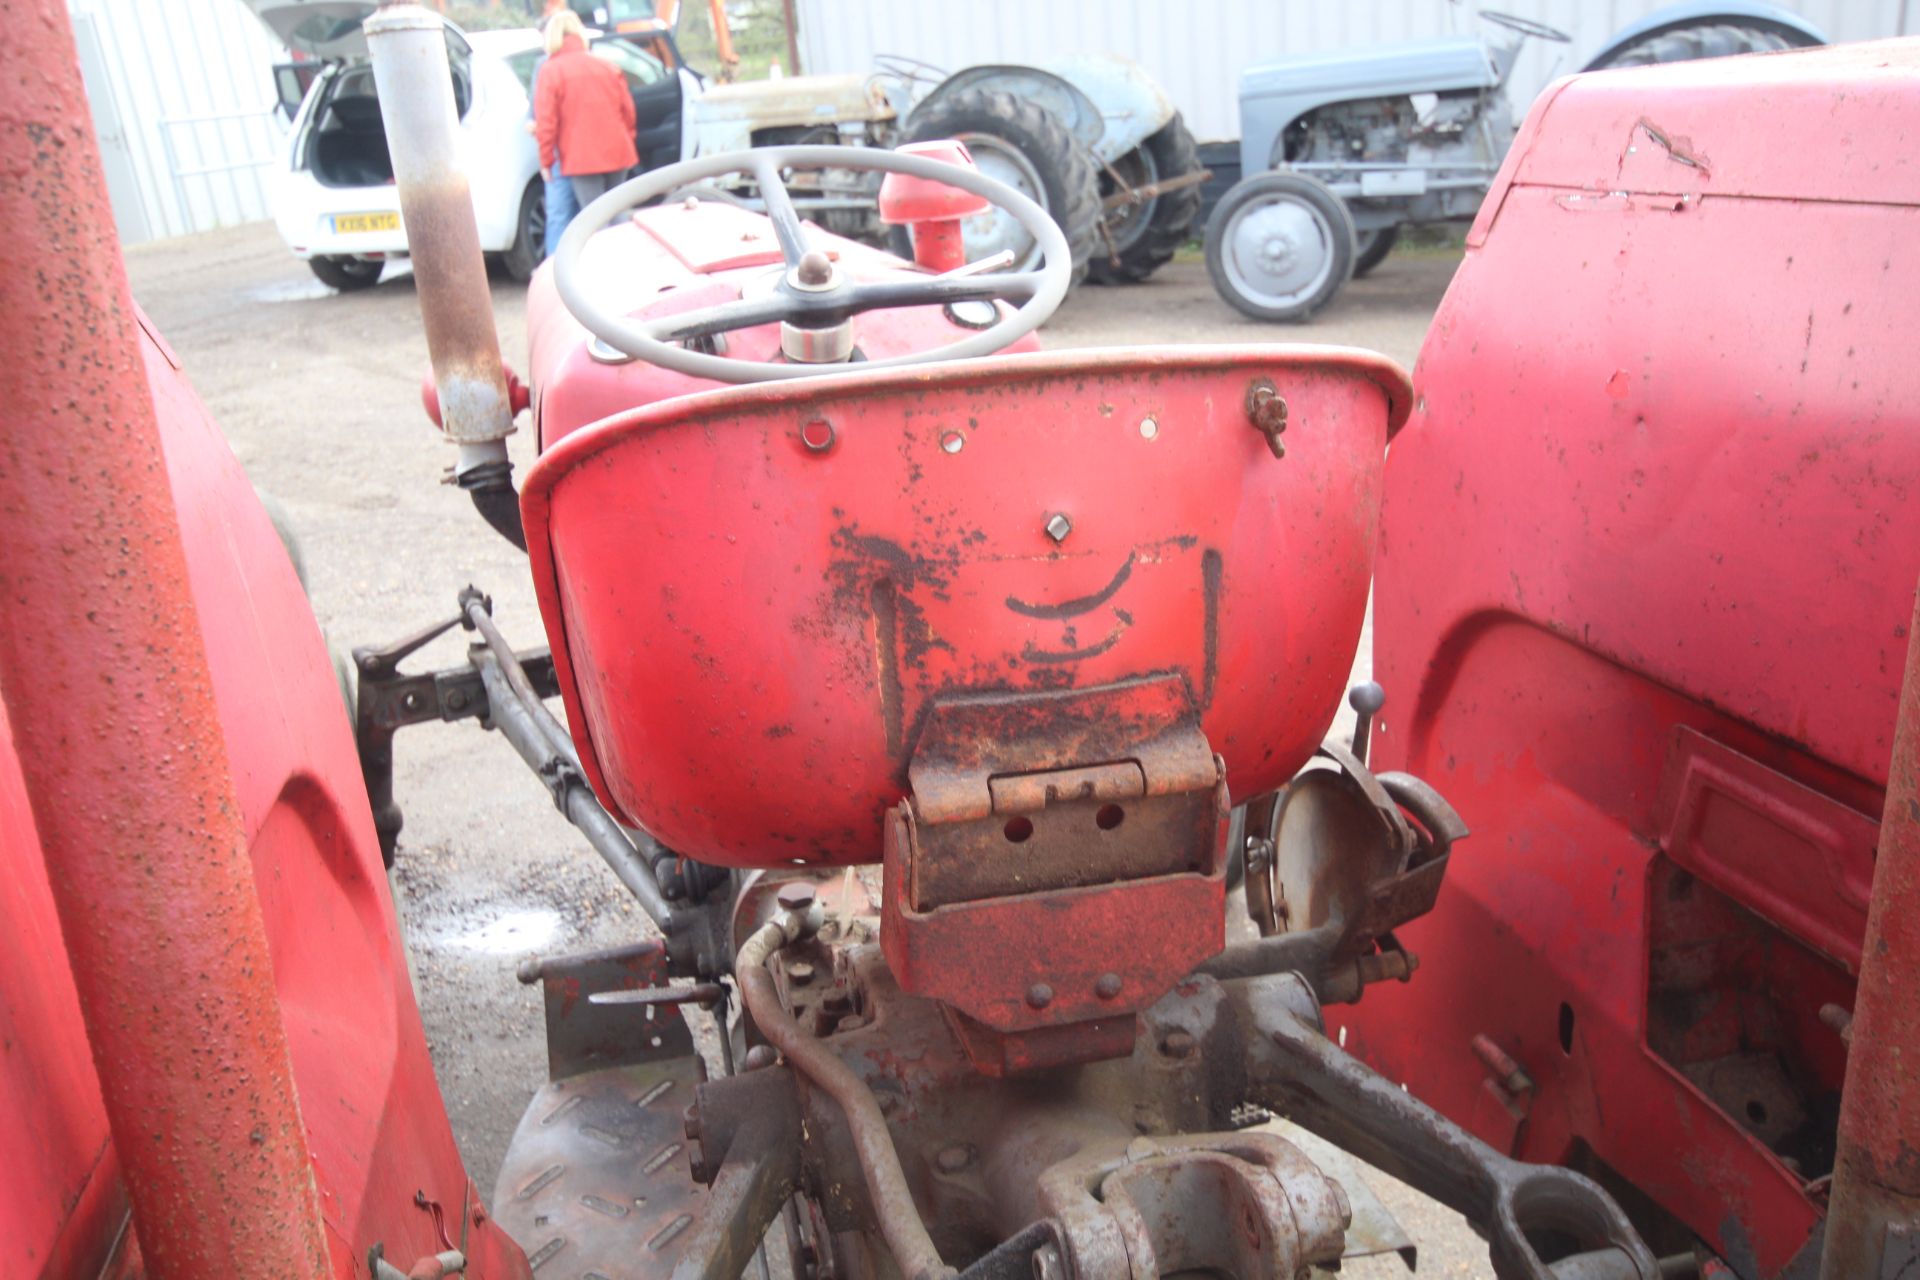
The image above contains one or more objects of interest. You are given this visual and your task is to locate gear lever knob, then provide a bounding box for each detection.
[1348,681,1385,765]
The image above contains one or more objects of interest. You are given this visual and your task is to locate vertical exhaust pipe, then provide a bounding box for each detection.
[1820,582,1920,1278]
[365,2,525,548]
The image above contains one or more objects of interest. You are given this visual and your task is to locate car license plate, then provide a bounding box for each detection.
[332,212,400,234]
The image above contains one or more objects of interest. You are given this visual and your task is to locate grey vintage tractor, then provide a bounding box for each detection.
[1204,1,1825,321]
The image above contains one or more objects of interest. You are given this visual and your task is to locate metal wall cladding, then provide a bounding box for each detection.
[794,0,1917,144]
[66,0,286,242]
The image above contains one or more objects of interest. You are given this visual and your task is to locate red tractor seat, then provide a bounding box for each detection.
[521,347,1410,869]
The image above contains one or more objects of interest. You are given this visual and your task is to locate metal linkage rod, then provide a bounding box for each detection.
[465,594,577,764]
[475,654,679,932]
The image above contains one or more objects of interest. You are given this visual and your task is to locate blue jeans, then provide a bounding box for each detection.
[543,170,579,257]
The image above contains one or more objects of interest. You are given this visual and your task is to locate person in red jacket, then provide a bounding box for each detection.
[534,12,639,235]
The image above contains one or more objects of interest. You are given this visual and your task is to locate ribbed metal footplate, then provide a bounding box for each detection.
[492,1058,709,1277]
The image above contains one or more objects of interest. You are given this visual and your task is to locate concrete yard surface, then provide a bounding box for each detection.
[127,221,1489,1277]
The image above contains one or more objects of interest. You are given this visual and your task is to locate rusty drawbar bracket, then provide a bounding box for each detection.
[356,590,734,976]
[880,676,1229,1074]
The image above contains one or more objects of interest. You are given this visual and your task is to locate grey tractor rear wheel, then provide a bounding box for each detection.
[1352,226,1399,278]
[1089,114,1202,285]
[900,87,1100,287]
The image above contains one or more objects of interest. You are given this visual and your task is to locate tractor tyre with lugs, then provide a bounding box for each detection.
[1587,20,1820,69]
[1089,113,1202,285]
[900,87,1100,287]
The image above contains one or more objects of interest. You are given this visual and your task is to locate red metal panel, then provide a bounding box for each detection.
[0,10,529,1273]
[1497,40,1920,209]
[521,347,1409,868]
[0,4,333,1268]
[0,703,127,1276]
[1358,41,1920,1279]
[1,290,534,1280]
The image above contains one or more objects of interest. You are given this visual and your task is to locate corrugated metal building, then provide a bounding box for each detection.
[67,0,286,243]
[795,0,1919,143]
[69,0,1920,242]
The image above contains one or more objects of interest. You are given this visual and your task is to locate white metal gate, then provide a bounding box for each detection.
[65,0,288,243]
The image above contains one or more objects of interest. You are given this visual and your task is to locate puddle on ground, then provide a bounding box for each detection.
[247,277,335,303]
[434,907,561,955]
[246,262,414,304]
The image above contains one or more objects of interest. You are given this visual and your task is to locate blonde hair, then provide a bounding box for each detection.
[544,10,586,55]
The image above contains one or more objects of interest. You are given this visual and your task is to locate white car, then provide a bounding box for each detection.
[248,2,674,291]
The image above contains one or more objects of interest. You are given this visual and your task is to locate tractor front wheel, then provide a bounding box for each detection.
[1204,171,1355,323]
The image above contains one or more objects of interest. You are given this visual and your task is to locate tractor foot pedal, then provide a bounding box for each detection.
[496,937,713,1276]
[491,1059,709,1276]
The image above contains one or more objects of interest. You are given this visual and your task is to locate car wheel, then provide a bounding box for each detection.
[502,178,545,283]
[308,255,383,292]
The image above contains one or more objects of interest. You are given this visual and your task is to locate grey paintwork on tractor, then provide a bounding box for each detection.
[1237,38,1497,177]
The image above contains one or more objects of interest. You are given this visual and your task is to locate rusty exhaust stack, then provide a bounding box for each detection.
[365,1,524,548]
[0,2,333,1272]
[1820,582,1920,1278]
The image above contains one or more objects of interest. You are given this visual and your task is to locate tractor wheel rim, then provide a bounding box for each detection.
[1102,146,1159,252]
[954,132,1047,270]
[1222,193,1336,309]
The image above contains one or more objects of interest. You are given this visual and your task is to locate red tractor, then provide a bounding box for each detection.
[5,2,1916,1278]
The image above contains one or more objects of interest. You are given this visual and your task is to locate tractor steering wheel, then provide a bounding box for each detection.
[1478,9,1572,42]
[871,53,949,86]
[551,146,1072,384]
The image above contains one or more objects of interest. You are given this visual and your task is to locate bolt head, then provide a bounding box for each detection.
[743,1044,779,1071]
[1044,513,1072,543]
[1160,1029,1196,1059]
[1095,973,1123,1000]
[936,1144,973,1174]
[1026,982,1054,1010]
[796,249,835,287]
[775,881,817,912]
[787,959,816,986]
